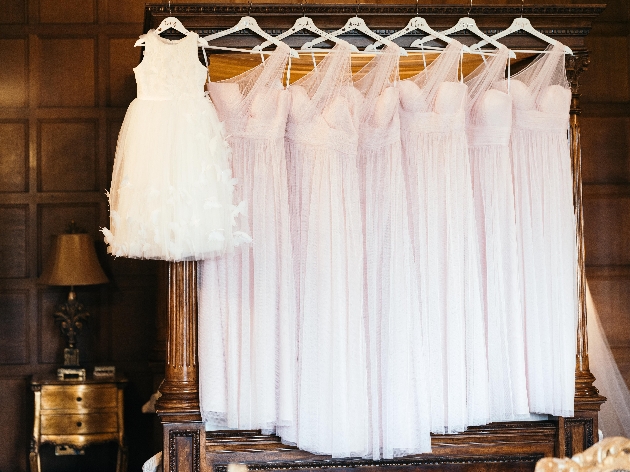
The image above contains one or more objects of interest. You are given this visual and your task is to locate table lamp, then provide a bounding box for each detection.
[40,228,108,375]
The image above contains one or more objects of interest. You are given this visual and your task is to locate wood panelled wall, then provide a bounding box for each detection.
[0,1,627,471]
[0,1,160,470]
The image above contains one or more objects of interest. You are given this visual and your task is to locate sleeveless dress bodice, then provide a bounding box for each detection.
[399,79,467,134]
[134,30,208,100]
[209,80,290,140]
[510,80,571,131]
[358,85,400,148]
[467,88,512,146]
[286,83,362,155]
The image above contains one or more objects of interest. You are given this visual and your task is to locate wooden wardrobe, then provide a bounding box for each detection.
[143,4,607,471]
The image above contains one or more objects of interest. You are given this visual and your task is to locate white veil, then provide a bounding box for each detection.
[586,280,630,438]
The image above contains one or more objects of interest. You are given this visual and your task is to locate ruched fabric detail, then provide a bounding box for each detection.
[513,108,569,132]
[466,125,511,146]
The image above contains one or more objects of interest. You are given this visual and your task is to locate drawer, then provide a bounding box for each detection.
[41,385,118,410]
[40,412,118,435]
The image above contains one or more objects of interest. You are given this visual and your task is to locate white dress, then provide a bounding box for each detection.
[198,46,296,432]
[285,44,369,458]
[509,43,576,417]
[399,41,489,433]
[465,46,529,421]
[354,45,431,459]
[103,30,247,261]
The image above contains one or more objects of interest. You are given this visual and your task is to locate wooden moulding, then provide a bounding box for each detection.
[143,3,604,50]
[156,260,202,423]
[147,5,607,471]
[156,261,208,472]
[563,50,606,459]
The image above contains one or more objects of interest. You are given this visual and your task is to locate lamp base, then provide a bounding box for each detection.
[57,367,86,381]
[63,347,80,366]
[59,347,84,380]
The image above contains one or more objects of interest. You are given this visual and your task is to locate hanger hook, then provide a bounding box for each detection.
[168,0,171,14]
[355,0,359,18]
[521,0,524,18]
[415,0,418,16]
[301,0,305,17]
[248,0,252,16]
[468,0,472,16]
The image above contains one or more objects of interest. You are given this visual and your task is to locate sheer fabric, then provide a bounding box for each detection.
[465,46,529,421]
[508,43,576,417]
[285,43,369,458]
[191,41,585,458]
[399,41,489,433]
[198,45,296,432]
[354,45,431,459]
[104,30,247,260]
[586,281,630,438]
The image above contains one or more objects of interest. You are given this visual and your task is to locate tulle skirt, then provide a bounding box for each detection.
[285,140,369,458]
[358,141,432,459]
[103,96,248,261]
[198,137,296,432]
[511,128,576,417]
[469,144,529,421]
[402,130,489,433]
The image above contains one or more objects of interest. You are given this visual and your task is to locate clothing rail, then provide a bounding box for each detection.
[140,5,607,472]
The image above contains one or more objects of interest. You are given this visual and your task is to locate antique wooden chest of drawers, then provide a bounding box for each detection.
[30,374,127,472]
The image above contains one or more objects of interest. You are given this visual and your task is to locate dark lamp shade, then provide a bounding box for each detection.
[40,233,108,286]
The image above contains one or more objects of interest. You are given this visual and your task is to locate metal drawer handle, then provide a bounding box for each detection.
[76,397,82,402]
[76,421,82,427]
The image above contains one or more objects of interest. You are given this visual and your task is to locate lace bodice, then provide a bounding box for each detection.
[134,30,208,100]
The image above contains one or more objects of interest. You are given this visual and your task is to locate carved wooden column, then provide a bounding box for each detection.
[558,51,606,458]
[156,261,206,472]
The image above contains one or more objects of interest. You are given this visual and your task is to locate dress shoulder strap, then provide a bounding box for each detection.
[405,41,463,111]
[510,42,569,99]
[465,45,511,120]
